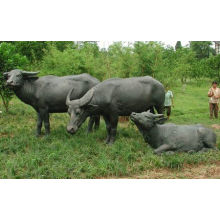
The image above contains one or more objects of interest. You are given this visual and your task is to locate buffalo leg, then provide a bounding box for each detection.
[155,105,164,114]
[103,115,111,144]
[154,144,173,155]
[150,106,155,114]
[87,115,100,133]
[204,142,217,150]
[87,116,95,133]
[44,111,50,135]
[39,109,50,135]
[94,115,100,130]
[36,112,43,136]
[108,115,119,145]
[199,148,211,153]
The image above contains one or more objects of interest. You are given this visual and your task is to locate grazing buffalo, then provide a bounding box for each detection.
[130,111,218,154]
[4,69,100,136]
[66,76,165,144]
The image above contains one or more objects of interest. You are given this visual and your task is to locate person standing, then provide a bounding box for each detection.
[208,81,220,119]
[164,86,174,120]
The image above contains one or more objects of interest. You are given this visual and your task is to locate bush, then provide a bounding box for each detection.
[1,41,217,90]
[13,41,48,63]
[206,54,220,82]
[41,43,104,80]
[0,42,28,112]
[41,46,85,76]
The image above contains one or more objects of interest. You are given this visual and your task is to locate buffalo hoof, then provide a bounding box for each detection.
[188,150,196,154]
[105,140,115,145]
[153,150,161,155]
[105,137,110,144]
[212,147,219,151]
[199,148,210,153]
[36,132,41,137]
[87,128,93,134]
[165,151,175,155]
[94,126,99,130]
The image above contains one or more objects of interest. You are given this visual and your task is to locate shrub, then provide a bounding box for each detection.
[0,42,28,112]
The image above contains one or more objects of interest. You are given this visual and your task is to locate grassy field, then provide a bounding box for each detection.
[0,81,220,178]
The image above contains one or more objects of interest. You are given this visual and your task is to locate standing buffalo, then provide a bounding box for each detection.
[66,76,165,144]
[130,111,217,154]
[4,69,100,136]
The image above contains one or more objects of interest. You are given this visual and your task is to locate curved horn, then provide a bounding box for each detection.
[79,88,94,107]
[66,88,74,106]
[153,114,164,118]
[21,71,40,75]
[3,72,8,78]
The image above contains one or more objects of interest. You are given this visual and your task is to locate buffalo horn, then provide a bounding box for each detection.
[66,88,74,106]
[21,71,39,76]
[153,114,164,118]
[79,88,94,107]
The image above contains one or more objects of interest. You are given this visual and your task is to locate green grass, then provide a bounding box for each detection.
[0,81,220,178]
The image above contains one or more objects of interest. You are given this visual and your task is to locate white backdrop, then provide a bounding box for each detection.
[0,0,219,219]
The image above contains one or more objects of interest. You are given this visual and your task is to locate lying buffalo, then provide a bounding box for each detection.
[4,69,100,136]
[66,76,165,144]
[130,111,217,154]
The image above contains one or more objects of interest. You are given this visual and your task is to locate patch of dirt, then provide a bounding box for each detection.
[119,116,129,123]
[110,162,220,179]
[0,132,14,138]
[211,124,220,130]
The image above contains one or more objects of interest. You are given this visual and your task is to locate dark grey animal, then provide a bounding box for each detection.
[130,111,217,154]
[66,76,165,144]
[4,69,100,136]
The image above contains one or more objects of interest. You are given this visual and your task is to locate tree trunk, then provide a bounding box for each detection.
[0,93,9,112]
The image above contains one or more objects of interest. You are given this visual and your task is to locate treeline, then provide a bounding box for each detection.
[1,41,220,83]
[1,41,220,111]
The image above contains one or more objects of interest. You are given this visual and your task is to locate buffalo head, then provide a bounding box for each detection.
[4,69,39,88]
[66,88,97,134]
[130,110,167,130]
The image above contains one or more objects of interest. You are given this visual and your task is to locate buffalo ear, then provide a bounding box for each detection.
[3,72,8,79]
[21,71,39,79]
[23,75,39,80]
[155,117,167,125]
[85,104,99,112]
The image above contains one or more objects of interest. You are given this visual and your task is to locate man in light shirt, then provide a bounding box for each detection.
[164,85,174,120]
[208,81,220,119]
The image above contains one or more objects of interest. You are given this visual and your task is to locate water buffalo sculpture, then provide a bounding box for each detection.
[66,76,165,144]
[130,111,218,154]
[4,69,100,136]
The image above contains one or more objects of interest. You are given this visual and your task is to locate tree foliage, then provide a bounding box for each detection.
[11,41,48,62]
[0,41,218,113]
[0,42,28,111]
[207,54,220,81]
[190,41,215,59]
[175,41,182,50]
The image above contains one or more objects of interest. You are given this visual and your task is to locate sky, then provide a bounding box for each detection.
[97,41,190,49]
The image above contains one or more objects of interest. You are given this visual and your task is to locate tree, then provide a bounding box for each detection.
[207,54,220,82]
[0,42,28,112]
[190,41,215,59]
[41,42,103,79]
[133,42,154,76]
[175,41,182,50]
[107,42,138,79]
[173,48,196,83]
[11,41,48,63]
[133,41,165,78]
[52,41,76,52]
